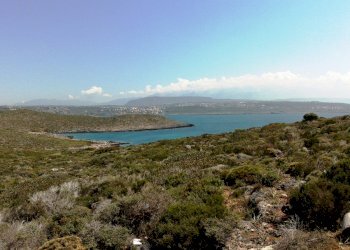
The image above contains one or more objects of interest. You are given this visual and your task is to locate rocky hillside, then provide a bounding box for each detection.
[0,112,350,249]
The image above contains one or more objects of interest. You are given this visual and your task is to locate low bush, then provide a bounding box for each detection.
[47,206,91,238]
[79,179,128,207]
[0,220,47,249]
[39,236,86,250]
[79,220,131,249]
[223,165,278,187]
[98,186,170,235]
[286,162,315,178]
[149,202,231,249]
[30,181,80,215]
[303,113,319,122]
[289,160,350,230]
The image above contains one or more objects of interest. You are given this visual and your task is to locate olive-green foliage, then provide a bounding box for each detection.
[149,177,230,249]
[290,160,350,230]
[304,136,319,149]
[79,179,128,207]
[141,147,171,161]
[39,236,86,250]
[303,113,319,122]
[150,202,229,249]
[78,221,131,249]
[286,162,315,178]
[98,187,170,235]
[47,206,91,238]
[223,165,278,187]
[88,223,131,250]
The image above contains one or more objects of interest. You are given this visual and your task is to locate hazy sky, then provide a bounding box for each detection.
[1,0,350,104]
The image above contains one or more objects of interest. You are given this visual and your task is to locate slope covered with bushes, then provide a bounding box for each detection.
[0,111,349,249]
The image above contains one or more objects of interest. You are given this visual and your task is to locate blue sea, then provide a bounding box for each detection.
[65,113,347,145]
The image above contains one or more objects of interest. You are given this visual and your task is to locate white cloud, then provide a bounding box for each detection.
[68,94,78,100]
[81,86,112,97]
[122,71,350,99]
[81,86,103,95]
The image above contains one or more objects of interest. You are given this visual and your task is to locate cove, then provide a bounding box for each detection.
[64,113,347,145]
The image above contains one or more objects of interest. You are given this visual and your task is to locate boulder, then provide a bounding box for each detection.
[342,212,350,236]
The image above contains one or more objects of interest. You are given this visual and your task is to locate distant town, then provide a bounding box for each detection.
[2,96,350,117]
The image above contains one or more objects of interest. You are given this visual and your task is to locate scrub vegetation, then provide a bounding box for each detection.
[0,110,349,249]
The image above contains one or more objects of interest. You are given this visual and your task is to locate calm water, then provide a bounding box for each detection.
[65,113,346,145]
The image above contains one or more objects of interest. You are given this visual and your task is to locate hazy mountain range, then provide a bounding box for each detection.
[15,98,134,106]
[13,96,350,108]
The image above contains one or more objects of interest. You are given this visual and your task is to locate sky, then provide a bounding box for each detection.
[1,0,350,104]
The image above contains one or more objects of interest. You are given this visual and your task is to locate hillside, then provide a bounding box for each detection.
[164,100,350,114]
[0,109,189,133]
[0,112,350,249]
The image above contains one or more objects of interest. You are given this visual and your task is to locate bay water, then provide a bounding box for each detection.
[65,113,346,145]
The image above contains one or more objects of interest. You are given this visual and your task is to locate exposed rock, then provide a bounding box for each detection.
[205,164,227,171]
[261,246,274,250]
[339,140,347,146]
[342,212,350,238]
[277,178,304,191]
[237,153,253,160]
[249,187,288,223]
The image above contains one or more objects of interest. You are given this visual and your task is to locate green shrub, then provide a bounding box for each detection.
[223,165,278,187]
[98,187,170,235]
[131,179,146,193]
[80,221,131,250]
[325,160,350,184]
[141,148,170,161]
[303,113,319,122]
[164,172,188,188]
[39,236,85,250]
[304,136,319,149]
[94,224,131,250]
[47,206,91,237]
[289,160,350,230]
[79,179,128,207]
[201,217,236,247]
[149,202,230,249]
[286,162,315,178]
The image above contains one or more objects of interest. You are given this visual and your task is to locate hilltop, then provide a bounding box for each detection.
[0,111,350,249]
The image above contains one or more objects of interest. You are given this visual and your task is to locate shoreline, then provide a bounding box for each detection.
[52,123,194,147]
[57,123,194,134]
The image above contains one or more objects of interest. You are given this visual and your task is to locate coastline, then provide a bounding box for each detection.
[57,123,194,134]
[49,123,194,147]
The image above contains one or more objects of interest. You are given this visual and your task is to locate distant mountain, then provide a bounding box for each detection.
[126,96,226,106]
[103,98,135,105]
[278,98,350,104]
[16,99,96,106]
